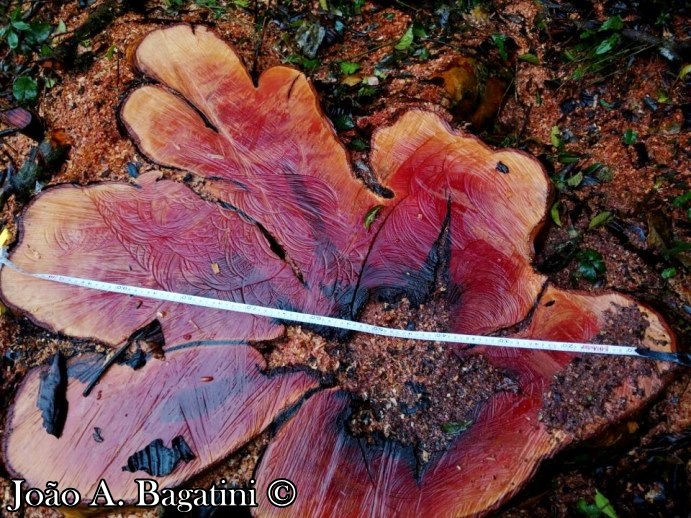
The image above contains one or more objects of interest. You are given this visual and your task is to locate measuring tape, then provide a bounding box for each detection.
[1,249,687,365]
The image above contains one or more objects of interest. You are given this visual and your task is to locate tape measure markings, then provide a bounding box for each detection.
[0,251,673,362]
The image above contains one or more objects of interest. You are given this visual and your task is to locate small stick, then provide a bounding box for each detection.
[81,340,130,397]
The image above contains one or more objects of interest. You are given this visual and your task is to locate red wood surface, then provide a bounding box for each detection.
[0,25,675,515]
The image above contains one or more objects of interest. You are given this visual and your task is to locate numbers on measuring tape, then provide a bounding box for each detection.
[0,252,644,359]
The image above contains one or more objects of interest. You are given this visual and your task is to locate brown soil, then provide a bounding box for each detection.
[502,375,691,518]
[338,297,516,463]
[541,303,654,435]
[266,294,517,466]
[541,356,654,436]
[593,303,651,347]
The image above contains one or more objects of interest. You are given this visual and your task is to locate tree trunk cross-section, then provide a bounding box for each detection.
[0,25,676,516]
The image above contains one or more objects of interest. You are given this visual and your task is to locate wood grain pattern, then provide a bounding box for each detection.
[0,25,676,515]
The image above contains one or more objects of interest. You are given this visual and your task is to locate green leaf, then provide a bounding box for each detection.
[194,0,224,17]
[27,22,52,44]
[349,138,369,151]
[673,191,691,207]
[55,20,67,35]
[594,490,617,518]
[572,65,588,81]
[395,26,414,51]
[39,44,53,58]
[12,76,38,103]
[600,16,624,31]
[518,53,540,64]
[364,205,384,230]
[412,22,427,39]
[596,166,613,182]
[10,20,30,31]
[595,33,620,55]
[559,152,581,164]
[491,33,509,61]
[564,49,578,62]
[661,267,677,279]
[357,85,378,98]
[441,419,473,434]
[339,61,360,75]
[577,498,601,518]
[283,54,303,65]
[105,45,117,60]
[576,249,605,283]
[622,129,638,146]
[550,126,562,148]
[578,263,598,282]
[283,54,320,72]
[9,8,23,22]
[588,211,612,230]
[333,113,355,131]
[550,201,563,227]
[656,90,670,103]
[302,57,321,71]
[567,171,583,187]
[7,29,19,49]
[579,249,601,262]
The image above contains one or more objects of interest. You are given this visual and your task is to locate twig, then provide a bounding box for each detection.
[394,0,419,13]
[340,40,397,63]
[82,340,130,397]
[252,12,269,82]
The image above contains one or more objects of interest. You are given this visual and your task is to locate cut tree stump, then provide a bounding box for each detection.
[0,25,676,516]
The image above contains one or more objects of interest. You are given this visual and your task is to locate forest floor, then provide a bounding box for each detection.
[0,1,689,517]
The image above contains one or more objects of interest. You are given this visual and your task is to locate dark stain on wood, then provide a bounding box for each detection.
[122,435,196,477]
[37,352,68,438]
